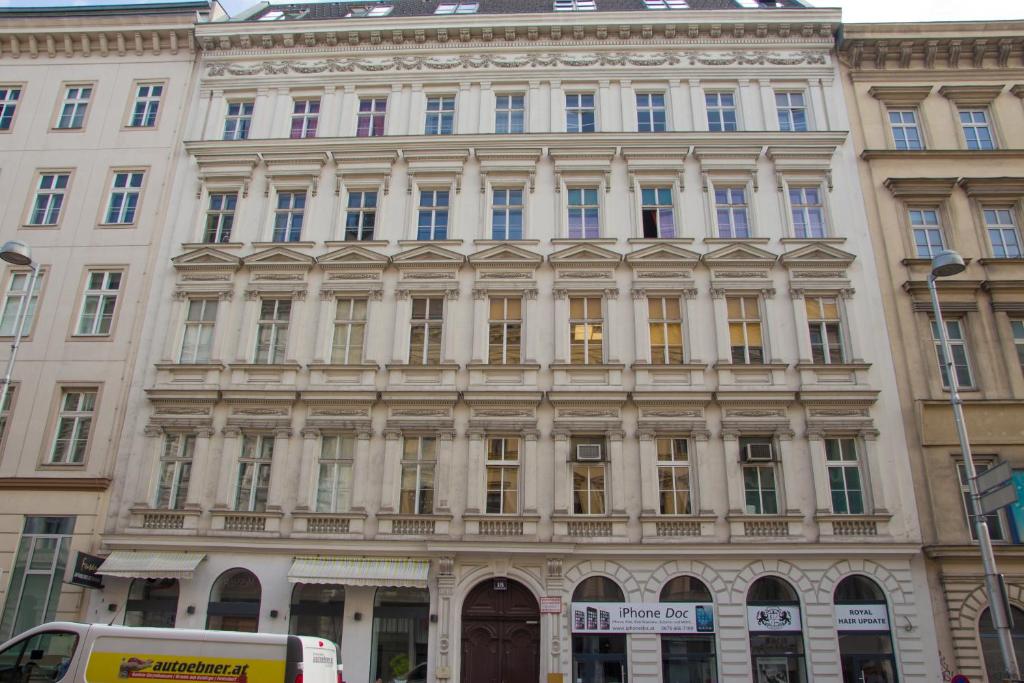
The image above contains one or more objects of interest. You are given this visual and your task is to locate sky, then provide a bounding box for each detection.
[0,0,1020,23]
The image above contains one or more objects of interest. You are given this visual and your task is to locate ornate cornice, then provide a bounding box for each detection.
[0,25,196,60]
[840,29,1024,72]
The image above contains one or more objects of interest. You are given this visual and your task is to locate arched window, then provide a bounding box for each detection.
[571,577,627,683]
[834,576,898,683]
[747,577,806,683]
[289,584,344,645]
[371,588,429,683]
[573,576,625,602]
[207,568,260,633]
[979,606,1024,683]
[125,579,178,628]
[661,577,717,683]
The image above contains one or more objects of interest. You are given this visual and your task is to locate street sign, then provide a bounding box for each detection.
[977,461,1012,494]
[951,675,970,683]
[981,483,1019,515]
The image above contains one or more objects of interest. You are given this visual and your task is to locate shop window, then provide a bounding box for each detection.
[661,577,717,682]
[125,579,178,628]
[371,588,429,683]
[747,577,806,683]
[207,568,260,633]
[979,605,1024,683]
[290,584,344,645]
[834,576,897,683]
[0,517,74,641]
[572,577,627,683]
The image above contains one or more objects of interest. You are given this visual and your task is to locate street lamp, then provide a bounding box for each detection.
[928,248,1022,682]
[0,241,41,425]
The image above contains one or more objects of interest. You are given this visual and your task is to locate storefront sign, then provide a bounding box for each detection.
[747,605,802,632]
[69,552,104,589]
[540,596,562,614]
[835,604,890,631]
[570,602,714,634]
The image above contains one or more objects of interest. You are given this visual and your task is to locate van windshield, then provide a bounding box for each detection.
[0,631,79,683]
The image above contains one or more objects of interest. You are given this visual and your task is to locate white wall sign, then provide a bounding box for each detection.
[747,605,802,632]
[835,604,890,631]
[571,602,715,634]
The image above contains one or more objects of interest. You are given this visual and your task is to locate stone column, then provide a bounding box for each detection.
[689,79,707,132]
[267,427,293,511]
[195,88,217,140]
[619,79,636,133]
[553,289,570,364]
[861,430,890,514]
[711,289,732,363]
[637,430,658,515]
[443,288,460,364]
[251,87,273,139]
[457,81,473,135]
[314,291,335,364]
[409,84,425,135]
[210,292,233,363]
[682,289,700,362]
[478,81,492,133]
[777,432,803,516]
[319,85,341,138]
[471,289,489,364]
[553,431,571,514]
[693,430,715,516]
[391,290,412,364]
[163,294,189,362]
[379,428,402,513]
[723,431,744,514]
[598,79,613,131]
[524,289,539,364]
[436,430,454,512]
[236,292,261,362]
[808,77,829,131]
[549,80,563,132]
[272,86,291,138]
[761,289,785,363]
[465,430,485,514]
[840,289,864,362]
[604,288,620,364]
[758,79,777,132]
[738,78,761,130]
[351,429,372,512]
[668,79,688,131]
[818,77,839,131]
[286,292,308,362]
[387,85,407,136]
[609,430,626,515]
[215,426,241,509]
[523,429,540,515]
[632,289,651,365]
[528,80,542,133]
[185,427,215,509]
[790,289,813,363]
[435,558,455,681]
[338,84,356,137]
[807,432,832,514]
[295,428,320,512]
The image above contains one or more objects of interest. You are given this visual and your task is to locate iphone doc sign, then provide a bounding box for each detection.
[570,602,715,634]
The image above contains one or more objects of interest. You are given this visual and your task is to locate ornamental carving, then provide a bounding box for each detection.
[481,271,532,279]
[792,270,845,278]
[809,408,869,417]
[637,271,689,279]
[234,407,288,416]
[561,271,611,279]
[714,271,769,279]
[392,408,450,417]
[153,406,208,415]
[327,273,379,280]
[642,409,703,418]
[472,409,533,417]
[558,408,618,418]
[403,272,456,280]
[310,408,369,417]
[726,409,785,418]
[182,274,230,281]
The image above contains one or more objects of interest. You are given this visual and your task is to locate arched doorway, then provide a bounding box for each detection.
[661,576,717,682]
[125,579,179,628]
[747,576,806,683]
[979,605,1024,683]
[572,576,627,683]
[207,568,261,632]
[461,578,539,683]
[834,575,898,683]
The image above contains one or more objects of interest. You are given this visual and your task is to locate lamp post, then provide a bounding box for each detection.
[0,241,40,423]
[929,249,1021,682]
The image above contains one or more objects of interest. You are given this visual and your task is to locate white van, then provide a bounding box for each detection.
[0,622,341,683]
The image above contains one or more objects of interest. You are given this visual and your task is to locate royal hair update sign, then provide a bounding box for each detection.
[747,605,802,632]
[570,602,715,634]
[835,604,890,631]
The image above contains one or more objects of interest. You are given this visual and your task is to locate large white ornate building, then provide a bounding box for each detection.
[87,1,940,681]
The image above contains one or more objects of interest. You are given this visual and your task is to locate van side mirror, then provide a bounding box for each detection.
[29,650,44,661]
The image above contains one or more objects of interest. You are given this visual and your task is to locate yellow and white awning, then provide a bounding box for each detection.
[288,557,429,588]
[97,551,205,580]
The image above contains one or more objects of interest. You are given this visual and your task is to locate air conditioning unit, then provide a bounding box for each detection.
[742,443,774,462]
[576,444,603,461]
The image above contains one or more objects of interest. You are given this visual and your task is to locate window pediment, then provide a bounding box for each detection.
[469,244,543,269]
[550,146,616,192]
[193,152,259,197]
[549,243,621,286]
[476,147,543,193]
[626,244,699,288]
[404,148,471,193]
[867,85,931,107]
[383,394,457,426]
[334,150,398,195]
[958,177,1024,200]
[465,393,542,427]
[173,247,243,273]
[244,246,315,272]
[803,396,877,437]
[883,177,957,200]
[779,243,855,268]
[938,84,1004,107]
[302,393,375,430]
[549,393,627,425]
[634,397,710,431]
[224,396,294,431]
[703,242,777,267]
[262,151,329,195]
[393,244,464,286]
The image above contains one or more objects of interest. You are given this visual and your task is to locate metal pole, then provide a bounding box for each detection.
[0,264,38,422]
[929,273,1021,681]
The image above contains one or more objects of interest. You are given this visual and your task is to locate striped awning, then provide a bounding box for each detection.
[288,557,429,588]
[97,551,205,580]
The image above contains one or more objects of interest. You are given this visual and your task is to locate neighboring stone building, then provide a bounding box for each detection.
[838,20,1024,683]
[0,1,210,640]
[89,1,940,681]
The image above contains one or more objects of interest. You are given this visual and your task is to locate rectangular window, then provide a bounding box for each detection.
[715,186,750,238]
[960,110,995,150]
[495,94,525,134]
[203,192,237,243]
[425,96,456,135]
[984,208,1022,259]
[640,187,676,238]
[958,460,1005,541]
[316,435,354,513]
[356,98,387,137]
[573,463,606,515]
[0,86,20,131]
[179,299,218,363]
[569,296,603,365]
[706,92,737,132]
[789,186,826,238]
[555,0,596,10]
[909,208,945,258]
[643,0,689,9]
[49,389,96,464]
[273,191,306,242]
[931,318,974,389]
[223,101,254,141]
[331,298,366,365]
[128,83,163,128]
[740,439,778,515]
[657,438,691,515]
[290,99,319,139]
[775,91,808,132]
[417,190,449,240]
[409,297,443,365]
[56,85,91,129]
[400,436,435,514]
[888,110,922,150]
[566,93,596,133]
[346,4,393,16]
[806,296,844,364]
[567,187,600,239]
[0,517,74,641]
[649,296,684,364]
[491,189,524,240]
[488,297,522,365]
[1012,319,1024,374]
[235,435,273,512]
[0,272,42,337]
[636,93,667,133]
[344,190,377,241]
[28,173,69,226]
[104,171,144,224]
[825,438,864,515]
[155,434,194,510]
[0,387,13,442]
[486,437,520,514]
[436,1,479,13]
[254,299,291,364]
[728,296,764,365]
[75,271,120,336]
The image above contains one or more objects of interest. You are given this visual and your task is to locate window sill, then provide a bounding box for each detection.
[324,240,389,248]
[703,237,771,245]
[69,334,114,341]
[20,224,61,229]
[97,222,138,229]
[466,362,541,370]
[155,361,226,371]
[307,362,380,371]
[182,241,244,250]
[901,257,974,267]
[713,361,789,370]
[252,241,316,249]
[978,258,1024,266]
[473,239,541,246]
[631,362,708,370]
[779,237,847,245]
[37,462,88,471]
[550,362,626,370]
[228,362,302,370]
[397,239,463,247]
[386,362,460,370]
[794,361,871,371]
[627,237,695,245]
[863,148,1024,160]
[550,238,617,245]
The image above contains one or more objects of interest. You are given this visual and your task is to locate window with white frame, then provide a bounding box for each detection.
[28,173,69,226]
[417,190,450,240]
[49,389,96,464]
[569,296,603,365]
[179,299,218,363]
[960,109,995,150]
[0,271,42,337]
[155,434,194,510]
[657,437,691,515]
[203,192,237,243]
[425,96,456,135]
[825,438,864,514]
[706,92,737,132]
[715,186,750,238]
[400,436,435,514]
[640,187,676,238]
[273,191,306,242]
[436,1,478,13]
[888,110,923,150]
[289,99,319,139]
[488,296,522,365]
[128,83,163,128]
[567,187,600,239]
[806,296,844,364]
[254,299,291,364]
[958,459,1006,541]
[728,295,764,364]
[346,3,393,17]
[0,517,74,641]
[0,86,20,131]
[486,437,520,514]
[495,94,525,134]
[643,0,689,8]
[104,171,144,224]
[75,271,121,336]
[572,436,606,515]
[316,435,354,513]
[649,296,684,364]
[636,93,668,132]
[775,91,808,132]
[983,207,1022,259]
[356,98,387,137]
[555,0,596,10]
[235,435,273,512]
[331,298,366,365]
[344,190,377,241]
[741,437,778,515]
[931,318,974,389]
[222,101,254,141]
[909,207,945,258]
[565,93,596,133]
[409,297,443,365]
[56,85,91,129]
[1012,319,1024,374]
[0,386,13,442]
[492,188,524,240]
[789,186,826,238]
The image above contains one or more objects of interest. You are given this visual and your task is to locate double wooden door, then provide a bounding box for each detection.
[461,579,540,683]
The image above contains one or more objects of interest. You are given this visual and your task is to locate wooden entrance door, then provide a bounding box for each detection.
[461,578,540,683]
